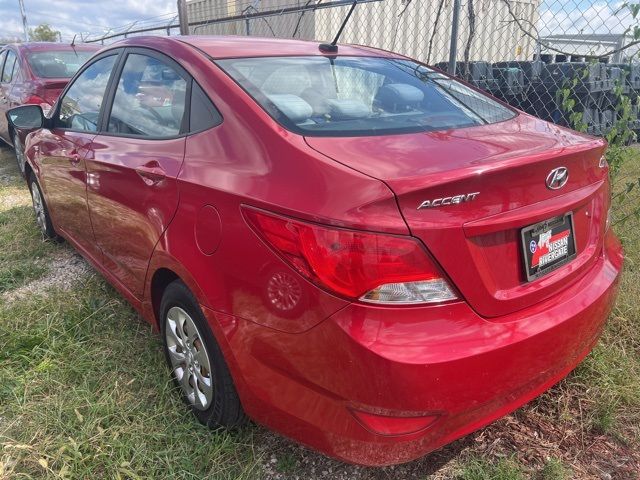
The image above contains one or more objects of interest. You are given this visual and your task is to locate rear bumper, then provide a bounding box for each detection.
[203,230,623,466]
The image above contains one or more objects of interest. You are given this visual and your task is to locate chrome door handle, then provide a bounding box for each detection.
[135,164,166,186]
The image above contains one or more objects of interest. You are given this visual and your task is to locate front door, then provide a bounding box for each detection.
[86,51,188,297]
[38,53,120,258]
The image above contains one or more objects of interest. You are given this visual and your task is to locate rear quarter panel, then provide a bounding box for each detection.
[142,39,408,333]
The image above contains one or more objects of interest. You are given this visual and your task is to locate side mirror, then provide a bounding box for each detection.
[7,105,44,130]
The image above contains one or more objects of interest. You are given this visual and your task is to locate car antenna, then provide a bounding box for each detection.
[70,34,76,47]
[319,0,358,53]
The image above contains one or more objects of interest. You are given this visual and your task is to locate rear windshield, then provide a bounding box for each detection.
[217,56,515,137]
[27,50,95,78]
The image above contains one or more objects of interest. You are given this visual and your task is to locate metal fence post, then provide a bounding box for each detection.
[18,0,29,42]
[178,0,190,35]
[448,0,461,75]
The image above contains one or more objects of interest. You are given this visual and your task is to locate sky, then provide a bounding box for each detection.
[0,0,176,42]
[0,0,635,43]
[539,0,634,36]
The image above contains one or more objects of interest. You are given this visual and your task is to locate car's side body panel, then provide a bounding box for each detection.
[137,36,411,333]
[24,129,147,317]
[151,128,405,333]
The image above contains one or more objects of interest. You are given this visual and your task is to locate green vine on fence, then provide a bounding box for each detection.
[557,40,640,225]
[563,78,640,226]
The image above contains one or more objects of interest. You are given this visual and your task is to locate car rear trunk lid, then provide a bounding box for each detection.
[305,114,609,318]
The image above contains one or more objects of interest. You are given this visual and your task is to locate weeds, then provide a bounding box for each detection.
[457,457,524,480]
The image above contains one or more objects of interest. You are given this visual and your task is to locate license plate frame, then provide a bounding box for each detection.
[520,213,577,282]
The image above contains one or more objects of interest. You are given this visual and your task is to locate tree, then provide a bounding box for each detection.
[29,24,60,42]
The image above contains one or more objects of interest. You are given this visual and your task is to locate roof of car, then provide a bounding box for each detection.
[6,42,100,54]
[176,35,402,59]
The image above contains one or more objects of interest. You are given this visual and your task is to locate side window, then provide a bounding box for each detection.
[189,82,222,132]
[57,55,117,132]
[2,51,17,83]
[0,51,7,80]
[107,53,187,138]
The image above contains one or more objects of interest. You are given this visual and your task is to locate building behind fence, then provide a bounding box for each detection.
[83,0,639,138]
[186,0,540,65]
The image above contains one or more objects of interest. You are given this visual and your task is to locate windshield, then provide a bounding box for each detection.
[217,56,516,137]
[27,50,95,78]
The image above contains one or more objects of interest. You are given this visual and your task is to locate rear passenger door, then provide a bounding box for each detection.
[85,49,189,297]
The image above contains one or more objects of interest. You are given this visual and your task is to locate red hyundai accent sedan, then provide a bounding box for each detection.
[7,36,623,466]
[0,42,99,176]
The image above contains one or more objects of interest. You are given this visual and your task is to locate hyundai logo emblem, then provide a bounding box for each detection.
[546,167,569,190]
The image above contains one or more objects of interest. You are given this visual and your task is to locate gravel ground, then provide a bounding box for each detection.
[251,431,464,480]
[0,146,20,180]
[2,248,93,302]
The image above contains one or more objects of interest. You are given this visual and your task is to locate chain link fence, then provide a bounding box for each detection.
[84,0,640,138]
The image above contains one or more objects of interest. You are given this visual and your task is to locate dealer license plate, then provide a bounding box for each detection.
[521,213,577,281]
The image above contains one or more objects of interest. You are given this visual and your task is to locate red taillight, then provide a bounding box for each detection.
[24,94,53,115]
[243,207,457,304]
[24,95,47,105]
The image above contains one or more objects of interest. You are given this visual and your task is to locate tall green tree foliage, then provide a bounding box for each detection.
[29,24,60,42]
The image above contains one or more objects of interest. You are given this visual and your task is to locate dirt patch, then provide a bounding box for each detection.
[2,248,93,302]
[252,429,465,480]
[0,192,30,211]
[488,385,639,479]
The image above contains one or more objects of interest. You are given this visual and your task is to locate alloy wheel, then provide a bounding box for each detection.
[165,306,214,411]
[13,133,26,176]
[30,183,47,235]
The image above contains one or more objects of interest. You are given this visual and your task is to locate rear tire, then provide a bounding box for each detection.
[28,173,57,239]
[12,131,26,178]
[160,280,246,428]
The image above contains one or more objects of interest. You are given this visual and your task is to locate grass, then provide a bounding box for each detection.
[0,182,56,293]
[0,154,266,479]
[571,154,640,440]
[0,270,263,479]
[457,458,525,480]
[537,458,568,480]
[0,145,639,479]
